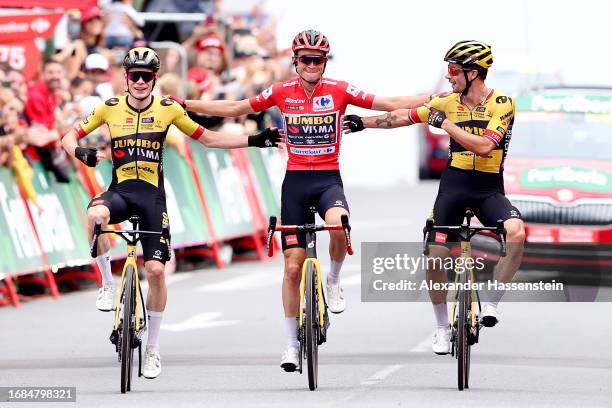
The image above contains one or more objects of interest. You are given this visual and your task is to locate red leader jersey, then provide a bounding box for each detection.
[249,77,375,170]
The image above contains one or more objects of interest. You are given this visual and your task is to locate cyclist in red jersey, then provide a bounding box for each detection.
[169,30,431,371]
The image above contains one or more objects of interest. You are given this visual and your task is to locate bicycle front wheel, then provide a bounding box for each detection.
[120,265,135,393]
[457,288,469,391]
[305,260,319,391]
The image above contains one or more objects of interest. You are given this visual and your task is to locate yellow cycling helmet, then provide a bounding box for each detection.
[123,47,161,72]
[444,40,492,70]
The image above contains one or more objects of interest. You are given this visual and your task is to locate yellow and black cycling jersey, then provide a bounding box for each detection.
[75,96,204,191]
[410,90,515,176]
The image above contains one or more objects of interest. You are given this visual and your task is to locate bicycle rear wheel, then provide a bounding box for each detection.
[305,260,319,391]
[457,288,469,391]
[120,265,135,394]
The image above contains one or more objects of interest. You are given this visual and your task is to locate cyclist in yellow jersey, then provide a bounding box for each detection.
[344,41,525,355]
[61,47,280,379]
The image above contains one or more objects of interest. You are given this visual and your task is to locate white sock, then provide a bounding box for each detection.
[285,317,299,349]
[486,288,505,308]
[146,311,163,352]
[327,260,343,284]
[433,303,449,328]
[96,251,113,286]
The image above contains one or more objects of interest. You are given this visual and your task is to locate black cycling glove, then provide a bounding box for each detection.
[344,114,364,133]
[428,108,447,128]
[75,147,98,167]
[248,128,281,148]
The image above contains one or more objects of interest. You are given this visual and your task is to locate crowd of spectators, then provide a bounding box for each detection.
[0,0,290,189]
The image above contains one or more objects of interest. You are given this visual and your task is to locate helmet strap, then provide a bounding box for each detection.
[461,70,473,96]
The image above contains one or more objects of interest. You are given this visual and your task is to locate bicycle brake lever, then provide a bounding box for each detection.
[340,214,353,255]
[423,219,434,256]
[496,219,507,257]
[267,216,277,257]
[90,222,102,258]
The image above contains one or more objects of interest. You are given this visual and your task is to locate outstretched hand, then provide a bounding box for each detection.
[165,95,186,109]
[248,127,281,148]
[343,114,364,134]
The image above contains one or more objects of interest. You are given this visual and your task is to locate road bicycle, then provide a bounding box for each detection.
[266,207,352,390]
[91,215,170,393]
[423,209,506,390]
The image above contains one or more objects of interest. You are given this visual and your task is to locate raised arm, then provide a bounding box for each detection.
[371,95,430,111]
[169,95,255,117]
[343,109,414,134]
[194,127,280,149]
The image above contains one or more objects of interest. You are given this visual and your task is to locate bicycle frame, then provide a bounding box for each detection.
[449,240,478,333]
[267,214,353,331]
[113,242,144,336]
[298,229,325,329]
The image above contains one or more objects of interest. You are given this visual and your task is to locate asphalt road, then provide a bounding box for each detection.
[1,182,610,407]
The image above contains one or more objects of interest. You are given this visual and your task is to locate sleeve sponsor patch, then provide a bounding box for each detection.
[262,86,273,100]
[346,83,361,98]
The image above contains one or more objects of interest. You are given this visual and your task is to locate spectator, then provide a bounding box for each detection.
[195,34,227,75]
[24,60,69,182]
[55,7,108,79]
[6,69,27,103]
[84,53,114,100]
[104,0,145,50]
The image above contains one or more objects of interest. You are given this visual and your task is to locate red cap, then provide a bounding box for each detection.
[187,67,214,93]
[81,7,103,23]
[196,35,225,53]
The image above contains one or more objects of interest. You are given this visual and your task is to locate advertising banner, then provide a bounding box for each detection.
[0,167,45,276]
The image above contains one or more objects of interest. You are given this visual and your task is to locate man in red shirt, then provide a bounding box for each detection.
[24,60,68,182]
[171,30,429,371]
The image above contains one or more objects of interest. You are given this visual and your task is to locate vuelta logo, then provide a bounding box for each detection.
[113,150,126,158]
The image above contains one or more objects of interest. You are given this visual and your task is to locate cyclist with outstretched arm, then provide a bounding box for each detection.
[61,47,279,379]
[345,41,525,355]
[170,30,432,372]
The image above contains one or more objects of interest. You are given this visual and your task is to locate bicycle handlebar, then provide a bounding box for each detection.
[266,214,353,257]
[422,218,507,257]
[90,222,172,258]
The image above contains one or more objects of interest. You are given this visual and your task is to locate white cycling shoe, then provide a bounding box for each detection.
[480,303,499,327]
[280,346,299,372]
[143,348,162,379]
[96,284,115,312]
[432,326,451,355]
[326,280,346,314]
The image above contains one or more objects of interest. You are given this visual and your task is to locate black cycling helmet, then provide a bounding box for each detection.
[123,47,161,72]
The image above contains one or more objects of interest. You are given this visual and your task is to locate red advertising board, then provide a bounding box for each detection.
[0,0,96,10]
[0,13,62,81]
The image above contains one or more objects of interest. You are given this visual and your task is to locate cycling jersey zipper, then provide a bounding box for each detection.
[135,109,141,180]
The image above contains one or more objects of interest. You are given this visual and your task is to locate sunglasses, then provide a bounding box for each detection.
[447,65,476,76]
[127,71,155,83]
[297,55,327,66]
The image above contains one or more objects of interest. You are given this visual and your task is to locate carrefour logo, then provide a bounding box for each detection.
[313,95,334,112]
[30,18,50,33]
[521,166,612,192]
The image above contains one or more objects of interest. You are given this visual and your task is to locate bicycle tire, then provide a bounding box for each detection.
[305,260,318,391]
[457,290,470,391]
[120,265,135,394]
[465,290,472,389]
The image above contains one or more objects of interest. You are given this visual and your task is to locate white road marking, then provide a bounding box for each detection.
[360,364,405,386]
[161,312,239,332]
[410,331,436,353]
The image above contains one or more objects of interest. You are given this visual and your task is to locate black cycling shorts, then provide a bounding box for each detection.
[280,170,348,250]
[88,182,170,263]
[428,169,522,244]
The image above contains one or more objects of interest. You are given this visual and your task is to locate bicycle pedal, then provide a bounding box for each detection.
[131,335,141,349]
